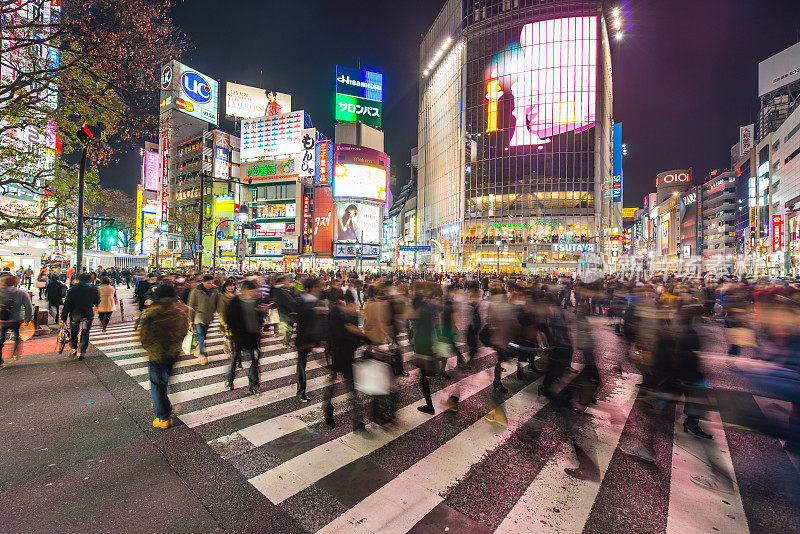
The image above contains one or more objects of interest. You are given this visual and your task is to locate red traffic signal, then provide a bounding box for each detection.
[76,123,103,144]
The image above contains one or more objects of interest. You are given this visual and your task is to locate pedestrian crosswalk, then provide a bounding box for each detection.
[89,319,789,533]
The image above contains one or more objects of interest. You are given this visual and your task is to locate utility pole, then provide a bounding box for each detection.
[75,124,97,274]
[197,170,205,271]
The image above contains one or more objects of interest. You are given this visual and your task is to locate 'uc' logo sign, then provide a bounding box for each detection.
[180,70,212,104]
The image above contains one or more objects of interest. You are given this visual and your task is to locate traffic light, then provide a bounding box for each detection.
[102,227,118,247]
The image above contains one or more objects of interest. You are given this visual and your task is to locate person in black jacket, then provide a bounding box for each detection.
[224,279,266,395]
[294,277,324,403]
[61,272,100,359]
[133,272,157,329]
[44,274,66,324]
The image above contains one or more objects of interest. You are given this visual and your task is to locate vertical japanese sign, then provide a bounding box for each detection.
[135,186,143,252]
[214,131,230,179]
[160,133,169,231]
[300,128,316,178]
[612,122,622,202]
[316,141,332,186]
[303,195,311,235]
[773,214,783,252]
[313,187,334,254]
[740,124,754,155]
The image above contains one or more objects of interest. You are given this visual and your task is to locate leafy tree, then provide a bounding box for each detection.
[174,206,215,266]
[0,0,188,239]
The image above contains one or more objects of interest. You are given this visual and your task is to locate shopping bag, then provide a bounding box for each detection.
[56,320,69,353]
[19,321,34,341]
[353,358,392,396]
[181,331,197,355]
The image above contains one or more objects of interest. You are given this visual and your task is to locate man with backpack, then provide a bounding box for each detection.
[61,272,100,360]
[0,275,32,368]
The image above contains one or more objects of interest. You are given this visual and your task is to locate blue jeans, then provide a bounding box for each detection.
[195,323,209,356]
[69,316,93,354]
[149,358,176,420]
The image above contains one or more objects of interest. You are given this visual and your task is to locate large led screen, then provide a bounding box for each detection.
[333,163,387,202]
[144,150,160,191]
[334,202,380,244]
[484,16,597,146]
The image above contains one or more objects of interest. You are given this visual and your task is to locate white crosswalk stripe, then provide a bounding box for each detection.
[92,319,760,533]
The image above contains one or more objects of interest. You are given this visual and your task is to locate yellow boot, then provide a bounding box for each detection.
[152,417,173,429]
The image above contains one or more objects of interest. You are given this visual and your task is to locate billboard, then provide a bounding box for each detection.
[758,42,800,97]
[313,186,334,254]
[612,122,622,202]
[144,150,160,191]
[160,61,219,125]
[241,111,305,160]
[225,82,291,119]
[739,124,754,155]
[335,65,383,127]
[243,158,298,182]
[333,144,388,202]
[484,16,597,146]
[335,202,380,244]
[213,132,230,179]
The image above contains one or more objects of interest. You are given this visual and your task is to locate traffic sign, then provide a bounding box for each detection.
[216,231,225,240]
[198,245,204,251]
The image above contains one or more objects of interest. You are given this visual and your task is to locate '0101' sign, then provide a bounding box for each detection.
[656,170,691,187]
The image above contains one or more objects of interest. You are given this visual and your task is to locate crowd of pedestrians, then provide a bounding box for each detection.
[1,264,798,496]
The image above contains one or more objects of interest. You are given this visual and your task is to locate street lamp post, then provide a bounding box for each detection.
[212,218,231,272]
[154,228,162,272]
[495,237,502,275]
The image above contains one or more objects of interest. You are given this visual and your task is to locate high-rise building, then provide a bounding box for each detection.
[417,0,618,274]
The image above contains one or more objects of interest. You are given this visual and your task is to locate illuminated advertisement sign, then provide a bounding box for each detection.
[313,186,334,254]
[333,144,388,202]
[160,60,219,125]
[214,132,230,179]
[773,214,783,252]
[300,128,316,178]
[612,122,622,202]
[316,141,333,186]
[739,124,754,155]
[656,170,691,188]
[244,158,297,182]
[333,164,387,202]
[225,82,291,119]
[160,133,169,230]
[135,187,143,249]
[335,202,380,244]
[335,65,383,127]
[144,150,159,191]
[622,208,637,218]
[241,110,305,160]
[484,16,597,146]
[303,195,311,235]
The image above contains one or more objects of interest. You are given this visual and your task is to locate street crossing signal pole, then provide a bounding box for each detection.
[75,124,97,276]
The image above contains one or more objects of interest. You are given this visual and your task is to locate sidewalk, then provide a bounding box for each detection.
[0,336,306,533]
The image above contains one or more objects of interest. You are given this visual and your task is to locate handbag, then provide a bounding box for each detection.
[181,331,197,355]
[353,358,392,396]
[19,321,34,341]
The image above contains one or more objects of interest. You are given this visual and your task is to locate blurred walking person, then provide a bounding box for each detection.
[323,287,366,430]
[188,274,218,365]
[138,283,191,429]
[0,275,32,368]
[96,276,117,333]
[61,272,100,360]
[225,279,266,396]
[45,274,65,324]
[294,277,324,402]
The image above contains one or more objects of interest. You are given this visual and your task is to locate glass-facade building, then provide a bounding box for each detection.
[418,0,618,273]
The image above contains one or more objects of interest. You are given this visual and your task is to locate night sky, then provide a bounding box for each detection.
[101,0,800,209]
